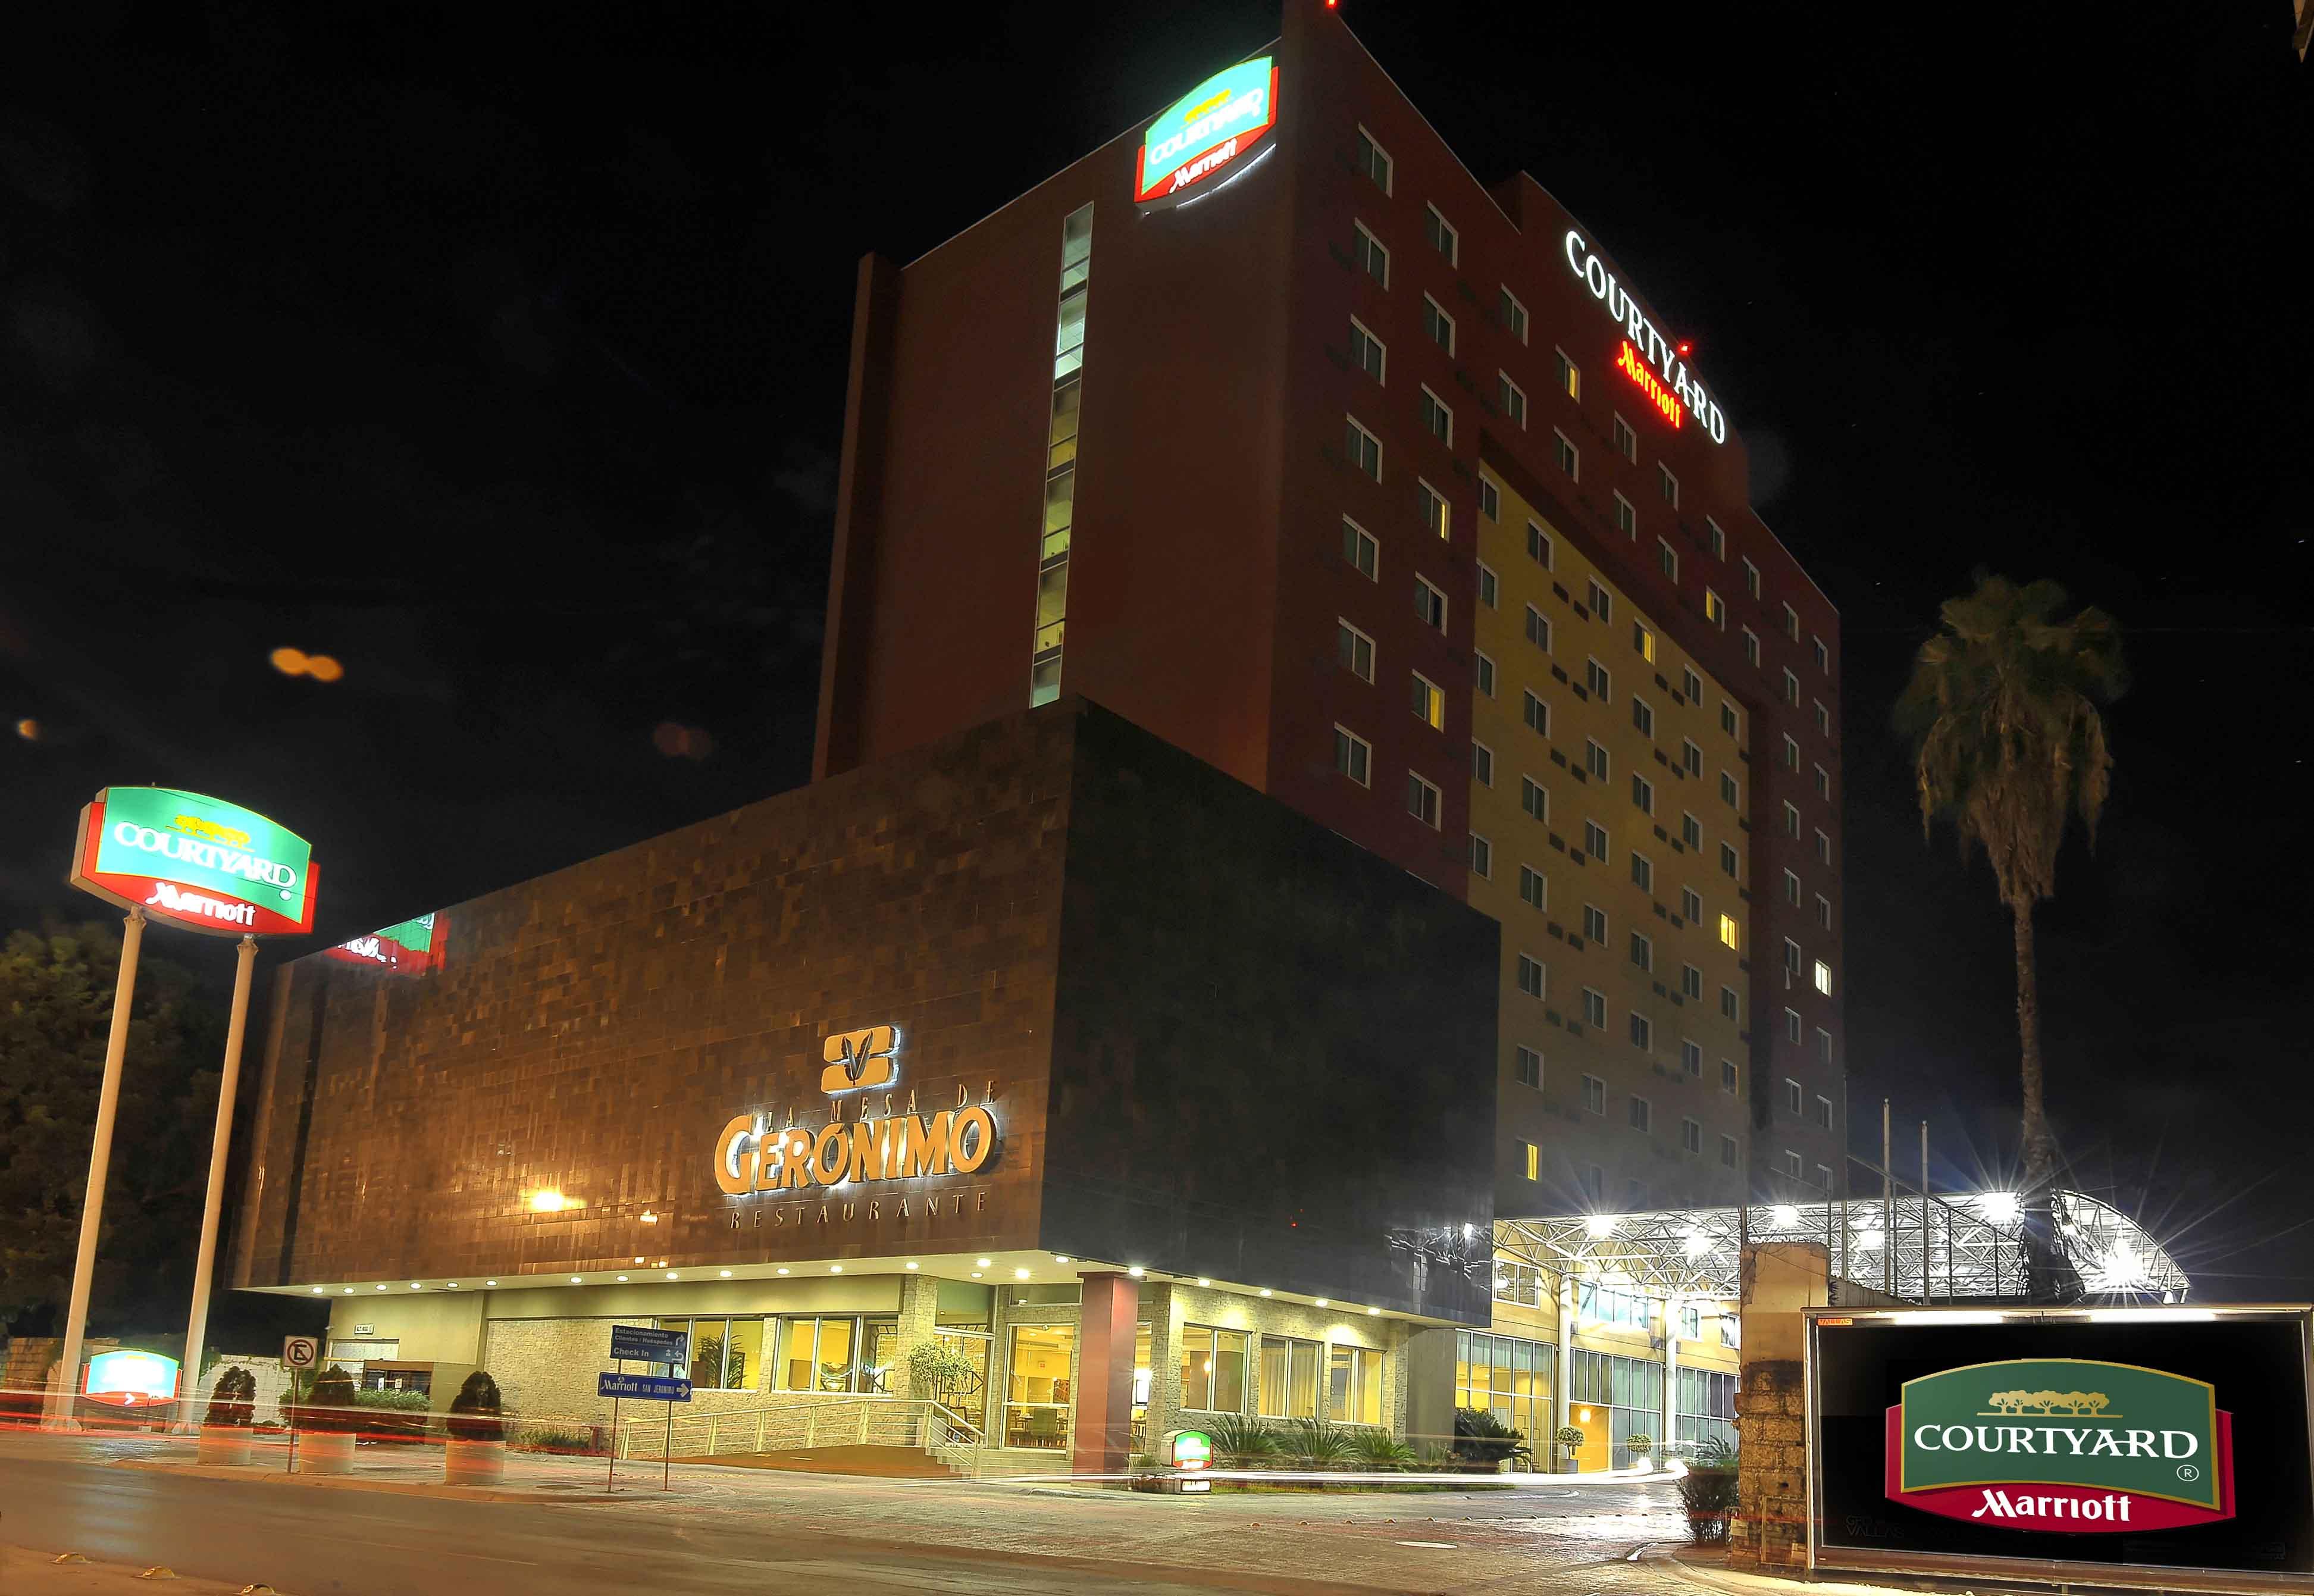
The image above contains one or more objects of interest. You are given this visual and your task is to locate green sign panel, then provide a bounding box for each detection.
[71,786,318,937]
[1135,57,1278,206]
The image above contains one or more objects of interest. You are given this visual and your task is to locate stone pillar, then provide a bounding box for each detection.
[1728,1241,1829,1569]
[1662,1301,1679,1463]
[1071,1271,1138,1476]
[1555,1272,1576,1472]
[895,1269,940,1398]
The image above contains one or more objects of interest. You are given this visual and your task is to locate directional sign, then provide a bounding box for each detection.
[609,1325,690,1365]
[281,1336,320,1371]
[599,1372,691,1403]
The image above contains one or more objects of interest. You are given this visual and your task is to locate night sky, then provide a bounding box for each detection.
[4,4,2309,1297]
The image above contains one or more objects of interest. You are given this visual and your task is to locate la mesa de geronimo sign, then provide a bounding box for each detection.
[713,1026,998,1196]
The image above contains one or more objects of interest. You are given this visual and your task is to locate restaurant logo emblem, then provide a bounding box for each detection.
[715,1025,996,1196]
[1887,1358,2233,1532]
[819,1025,898,1093]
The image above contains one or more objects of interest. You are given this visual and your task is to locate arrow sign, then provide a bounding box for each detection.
[598,1372,691,1403]
[609,1325,690,1365]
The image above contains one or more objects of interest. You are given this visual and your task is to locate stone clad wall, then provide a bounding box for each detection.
[1731,1360,1808,1568]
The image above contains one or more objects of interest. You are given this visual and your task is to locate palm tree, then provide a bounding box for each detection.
[1898,573,2124,1298]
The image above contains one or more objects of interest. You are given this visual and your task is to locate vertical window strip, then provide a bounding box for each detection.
[1032,204,1093,706]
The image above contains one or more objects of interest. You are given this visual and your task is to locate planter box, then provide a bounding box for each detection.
[299,1428,355,1475]
[196,1425,252,1465]
[443,1438,506,1486]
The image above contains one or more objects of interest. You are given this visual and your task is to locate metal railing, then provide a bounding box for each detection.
[612,1392,942,1460]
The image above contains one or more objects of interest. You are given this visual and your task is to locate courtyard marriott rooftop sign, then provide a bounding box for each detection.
[1563,230,1727,444]
[1135,56,1278,209]
[71,786,318,937]
[1889,1359,2232,1532]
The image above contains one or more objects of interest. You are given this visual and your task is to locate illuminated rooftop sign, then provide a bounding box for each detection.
[70,787,318,937]
[1135,57,1278,209]
[321,911,445,976]
[1564,231,1726,443]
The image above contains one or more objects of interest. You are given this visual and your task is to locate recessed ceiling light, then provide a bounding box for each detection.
[486,1281,497,1287]
[571,1276,583,1284]
[1196,1277,1211,1287]
[665,1272,677,1279]
[976,1258,992,1267]
[1367,1307,1381,1316]
[446,1283,458,1289]
[633,1257,644,1265]
[719,1270,733,1278]
[311,1287,324,1294]
[1259,1289,1273,1298]
[829,1265,844,1274]
[1054,1255,1072,1263]
[905,1262,919,1270]
[409,1282,422,1290]
[375,1284,387,1291]
[777,1268,790,1276]
[1014,1268,1031,1279]
[1314,1298,1329,1307]
[1127,1265,1145,1278]
[342,1288,353,1295]
[970,1271,982,1279]
[616,1275,628,1282]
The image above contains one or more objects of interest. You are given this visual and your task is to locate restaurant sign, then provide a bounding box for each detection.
[70,786,318,937]
[1889,1359,2232,1532]
[714,1025,997,1196]
[1135,56,1278,209]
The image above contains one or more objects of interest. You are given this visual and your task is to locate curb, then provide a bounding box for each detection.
[108,1457,638,1506]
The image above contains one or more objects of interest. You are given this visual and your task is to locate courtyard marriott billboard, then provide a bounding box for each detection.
[1811,1307,2314,1586]
[70,786,318,936]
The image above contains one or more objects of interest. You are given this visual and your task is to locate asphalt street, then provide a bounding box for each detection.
[0,1433,1702,1594]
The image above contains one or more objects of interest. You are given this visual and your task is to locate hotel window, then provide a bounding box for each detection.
[1680,811,1701,850]
[1658,464,1679,507]
[1742,627,1761,668]
[1631,773,1655,815]
[1613,492,1637,537]
[1721,700,1739,738]
[1720,1134,1738,1168]
[1517,953,1545,997]
[1498,285,1529,342]
[1782,668,1800,707]
[1415,575,1446,631]
[1720,771,1739,808]
[1585,579,1612,622]
[1812,1094,1833,1128]
[1341,516,1378,579]
[1329,1341,1385,1426]
[1782,602,1800,641]
[1476,650,1496,697]
[1521,690,1548,736]
[1469,833,1491,878]
[658,1317,768,1391]
[1682,1118,1702,1155]
[1522,1141,1539,1181]
[1629,1015,1653,1055]
[1524,603,1549,652]
[1407,771,1442,828]
[1784,1076,1803,1114]
[1630,851,1653,893]
[1707,518,1726,559]
[1718,841,1739,879]
[1814,959,1833,996]
[1781,1149,1803,1178]
[1782,868,1801,907]
[1737,556,1759,599]
[1777,801,1799,840]
[1633,622,1657,664]
[1681,1036,1702,1074]
[1521,776,1547,821]
[770,1316,897,1394]
[1527,520,1554,568]
[1816,1027,1834,1065]
[1612,413,1636,461]
[1421,294,1455,355]
[1478,476,1499,522]
[1584,739,1608,780]
[1353,220,1389,286]
[1631,695,1654,738]
[1681,666,1702,702]
[1497,371,1527,427]
[1721,1059,1739,1092]
[1585,656,1611,700]
[1814,763,1831,800]
[1582,1072,1606,1112]
[1354,126,1392,192]
[1582,821,1609,864]
[1419,478,1450,539]
[1812,634,1828,671]
[1178,1325,1250,1414]
[1629,930,1652,971]
[1815,827,1832,865]
[1478,561,1498,608]
[1783,937,1802,979]
[1681,738,1702,776]
[1515,1046,1542,1088]
[1704,588,1726,628]
[1679,886,1702,922]
[1554,429,1579,479]
[1680,965,1702,1001]
[1472,740,1493,786]
[1629,1091,1652,1128]
[1582,902,1608,941]
[1457,1330,1554,1454]
[1717,913,1739,950]
[1814,699,1831,736]
[1418,387,1452,445]
[1348,317,1385,383]
[1555,348,1580,399]
[1030,204,1095,706]
[1424,204,1458,264]
[1657,538,1679,581]
[1335,620,1374,682]
[1411,671,1445,730]
[1784,1008,1803,1044]
[1780,734,1799,771]
[1815,1162,1834,1192]
[1815,893,1832,930]
[1519,863,1546,909]
[1258,1334,1322,1421]
[1345,415,1382,479]
[1332,725,1371,786]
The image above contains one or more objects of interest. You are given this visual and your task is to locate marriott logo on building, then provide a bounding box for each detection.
[1886,1358,2235,1533]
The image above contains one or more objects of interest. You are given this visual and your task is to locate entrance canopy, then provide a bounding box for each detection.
[1495,1188,2189,1304]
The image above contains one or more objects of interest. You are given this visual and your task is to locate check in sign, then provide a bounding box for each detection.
[609,1325,690,1364]
[599,1372,691,1403]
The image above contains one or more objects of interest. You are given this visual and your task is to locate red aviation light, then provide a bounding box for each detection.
[1614,340,1682,429]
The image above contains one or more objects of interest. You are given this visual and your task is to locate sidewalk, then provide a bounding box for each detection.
[0,1545,255,1594]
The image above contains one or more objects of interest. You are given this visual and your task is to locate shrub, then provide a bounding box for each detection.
[1280,1416,1352,1467]
[302,1366,359,1434]
[1351,1429,1416,1469]
[1678,1435,1740,1543]
[203,1366,255,1429]
[1207,1413,1280,1468]
[1553,1424,1586,1467]
[447,1370,505,1443]
[905,1340,979,1403]
[513,1426,600,1455]
[1625,1431,1654,1461]
[354,1387,433,1412]
[1452,1407,1524,1469]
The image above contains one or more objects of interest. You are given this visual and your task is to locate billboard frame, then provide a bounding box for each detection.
[1806,1304,2314,1593]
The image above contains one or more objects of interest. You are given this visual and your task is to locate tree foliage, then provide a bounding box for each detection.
[0,920,225,1331]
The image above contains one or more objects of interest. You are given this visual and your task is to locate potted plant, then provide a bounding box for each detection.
[904,1340,978,1407]
[1553,1424,1586,1473]
[1676,1434,1740,1544]
[444,1370,507,1485]
[197,1366,256,1464]
[298,1365,359,1474]
[1624,1431,1654,1469]
[1451,1407,1523,1472]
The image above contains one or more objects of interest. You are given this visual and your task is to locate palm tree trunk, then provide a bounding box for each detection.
[2011,898,2072,1301]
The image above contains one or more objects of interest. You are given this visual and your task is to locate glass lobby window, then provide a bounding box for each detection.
[1457,1330,1552,1448]
[657,1318,765,1392]
[1178,1325,1248,1413]
[1004,1323,1076,1449]
[1259,1336,1322,1419]
[772,1315,896,1393]
[1329,1344,1382,1425]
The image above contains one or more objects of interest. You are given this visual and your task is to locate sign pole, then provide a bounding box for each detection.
[663,1400,674,1492]
[178,934,258,1432]
[48,907,147,1429]
[607,1395,618,1492]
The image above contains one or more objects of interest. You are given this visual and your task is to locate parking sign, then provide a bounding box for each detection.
[281,1335,319,1371]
